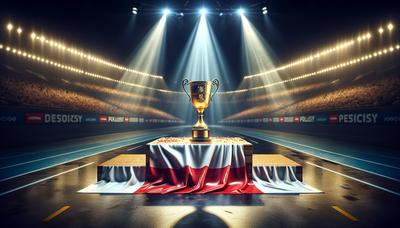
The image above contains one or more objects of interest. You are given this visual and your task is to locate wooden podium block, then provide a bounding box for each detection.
[97,154,146,181]
[253,154,303,181]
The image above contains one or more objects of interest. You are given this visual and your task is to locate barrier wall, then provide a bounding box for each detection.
[220,108,400,149]
[0,109,183,149]
[220,110,400,125]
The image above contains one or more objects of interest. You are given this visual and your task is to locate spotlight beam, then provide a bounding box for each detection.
[172,12,232,124]
[116,14,170,112]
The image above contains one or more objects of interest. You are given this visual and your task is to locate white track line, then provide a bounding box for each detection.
[0,134,155,170]
[0,162,94,197]
[260,133,400,170]
[232,135,259,144]
[126,145,143,152]
[0,134,167,183]
[306,161,400,197]
[244,137,259,144]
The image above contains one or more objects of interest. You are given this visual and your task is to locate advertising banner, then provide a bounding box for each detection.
[258,110,400,125]
[25,113,44,124]
[108,116,125,123]
[300,115,315,123]
[0,112,23,124]
[315,115,328,123]
[99,115,108,123]
[43,113,83,124]
[84,115,99,123]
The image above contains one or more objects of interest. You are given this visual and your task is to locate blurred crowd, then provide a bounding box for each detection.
[226,75,400,119]
[274,75,400,116]
[0,75,177,119]
[2,67,399,120]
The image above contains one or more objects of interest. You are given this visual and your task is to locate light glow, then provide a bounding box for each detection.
[243,30,373,80]
[262,7,268,15]
[199,8,208,15]
[0,45,178,94]
[162,8,171,15]
[28,29,164,79]
[6,23,13,31]
[387,23,394,31]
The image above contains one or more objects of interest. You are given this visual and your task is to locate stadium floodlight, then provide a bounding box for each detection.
[162,8,171,15]
[237,8,245,16]
[17,27,22,34]
[387,23,394,31]
[176,12,184,19]
[132,7,138,15]
[378,27,384,34]
[199,8,208,16]
[262,7,268,15]
[6,23,13,31]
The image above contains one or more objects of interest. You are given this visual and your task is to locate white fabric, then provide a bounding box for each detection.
[100,166,146,182]
[78,180,144,194]
[253,166,322,193]
[78,166,145,194]
[149,144,246,169]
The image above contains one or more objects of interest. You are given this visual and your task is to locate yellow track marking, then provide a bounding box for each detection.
[332,206,359,221]
[43,205,71,222]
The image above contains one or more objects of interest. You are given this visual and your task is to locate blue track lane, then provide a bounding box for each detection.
[0,126,184,182]
[220,126,400,182]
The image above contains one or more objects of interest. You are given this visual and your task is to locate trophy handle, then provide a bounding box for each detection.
[210,79,220,101]
[182,79,191,101]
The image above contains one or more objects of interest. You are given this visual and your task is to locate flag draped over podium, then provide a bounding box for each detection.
[79,137,320,194]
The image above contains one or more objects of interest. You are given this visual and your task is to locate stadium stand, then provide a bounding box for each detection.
[224,73,400,119]
[0,63,178,119]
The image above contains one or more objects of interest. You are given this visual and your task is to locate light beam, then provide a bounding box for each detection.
[116,15,171,117]
[172,13,232,124]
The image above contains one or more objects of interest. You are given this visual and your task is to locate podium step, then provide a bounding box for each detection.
[97,154,146,181]
[253,154,303,181]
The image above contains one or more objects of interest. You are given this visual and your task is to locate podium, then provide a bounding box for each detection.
[81,137,320,194]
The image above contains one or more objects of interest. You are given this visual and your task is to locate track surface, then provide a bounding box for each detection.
[0,126,399,227]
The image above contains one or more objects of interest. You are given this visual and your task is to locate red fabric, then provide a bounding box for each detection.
[134,166,263,194]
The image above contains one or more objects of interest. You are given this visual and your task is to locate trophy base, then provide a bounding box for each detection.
[191,129,210,142]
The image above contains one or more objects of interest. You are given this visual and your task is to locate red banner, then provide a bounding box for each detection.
[25,113,44,124]
[99,115,108,123]
[329,114,339,123]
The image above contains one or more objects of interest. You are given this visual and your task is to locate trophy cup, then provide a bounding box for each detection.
[182,79,219,142]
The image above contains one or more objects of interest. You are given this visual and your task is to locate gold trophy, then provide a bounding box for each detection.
[182,79,219,142]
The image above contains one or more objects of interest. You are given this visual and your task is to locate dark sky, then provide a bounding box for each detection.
[1,0,400,88]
